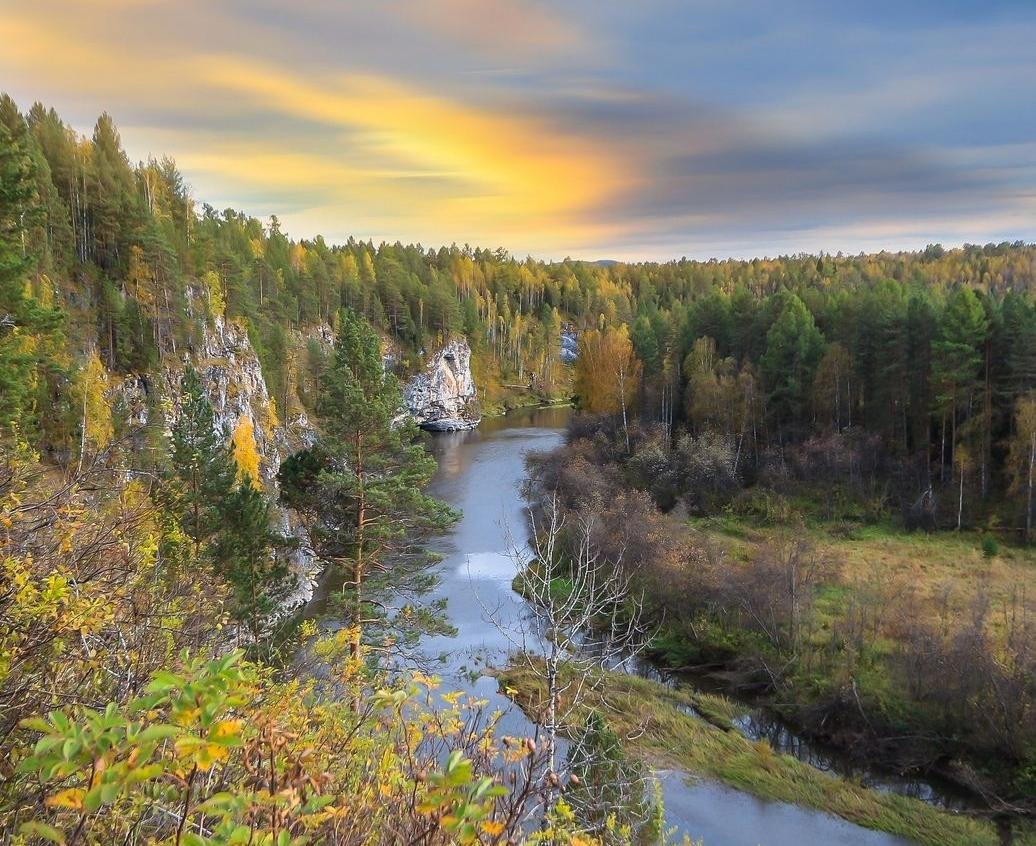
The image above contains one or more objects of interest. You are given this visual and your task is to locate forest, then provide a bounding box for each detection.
[2,94,1036,844]
[5,95,1036,536]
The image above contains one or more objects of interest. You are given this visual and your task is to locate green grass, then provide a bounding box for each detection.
[498,660,1020,846]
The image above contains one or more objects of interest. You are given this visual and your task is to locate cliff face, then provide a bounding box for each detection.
[560,328,578,363]
[111,295,319,611]
[403,339,480,431]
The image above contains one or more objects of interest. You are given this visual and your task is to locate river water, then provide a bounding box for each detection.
[392,405,922,846]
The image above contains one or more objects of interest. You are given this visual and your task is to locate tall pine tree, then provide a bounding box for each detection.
[210,478,292,644]
[279,309,454,680]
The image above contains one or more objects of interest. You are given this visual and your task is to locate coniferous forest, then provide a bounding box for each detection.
[2,94,1036,846]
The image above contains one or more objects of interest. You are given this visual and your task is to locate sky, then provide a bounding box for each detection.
[1,0,1034,261]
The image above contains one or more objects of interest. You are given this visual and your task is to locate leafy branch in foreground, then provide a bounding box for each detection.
[14,638,575,845]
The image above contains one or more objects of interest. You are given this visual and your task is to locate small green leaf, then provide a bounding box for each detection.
[136,724,182,744]
[20,717,53,733]
[60,738,80,760]
[19,821,66,844]
[126,763,164,783]
[83,784,104,813]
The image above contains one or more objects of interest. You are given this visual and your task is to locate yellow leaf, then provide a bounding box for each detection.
[481,820,505,836]
[46,788,85,810]
[196,743,229,771]
[231,417,262,488]
[209,720,242,741]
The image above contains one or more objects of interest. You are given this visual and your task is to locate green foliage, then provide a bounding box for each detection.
[981,533,999,557]
[5,94,1036,535]
[164,365,236,553]
[162,367,290,640]
[760,292,823,431]
[280,308,456,661]
[210,480,293,642]
[0,94,67,441]
[15,649,533,845]
[500,662,1002,846]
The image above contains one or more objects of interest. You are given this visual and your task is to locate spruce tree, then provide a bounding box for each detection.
[933,288,989,479]
[761,292,824,435]
[210,477,292,644]
[166,365,236,558]
[0,95,65,439]
[166,367,290,640]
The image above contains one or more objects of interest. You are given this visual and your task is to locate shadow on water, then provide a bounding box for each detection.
[308,405,945,845]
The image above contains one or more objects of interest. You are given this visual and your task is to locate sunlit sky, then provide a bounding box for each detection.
[1,0,1034,260]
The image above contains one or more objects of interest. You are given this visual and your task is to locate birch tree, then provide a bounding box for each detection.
[506,495,648,792]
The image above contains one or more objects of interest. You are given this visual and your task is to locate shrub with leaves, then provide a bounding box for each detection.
[12,640,563,845]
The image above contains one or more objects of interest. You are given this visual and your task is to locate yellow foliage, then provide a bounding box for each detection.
[203,269,225,319]
[574,325,641,414]
[79,350,113,454]
[231,416,262,488]
[263,395,280,438]
[126,245,157,315]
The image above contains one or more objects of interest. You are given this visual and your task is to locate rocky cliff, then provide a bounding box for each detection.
[111,293,319,612]
[560,327,578,363]
[403,339,480,431]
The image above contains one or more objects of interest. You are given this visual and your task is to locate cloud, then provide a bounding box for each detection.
[0,4,631,251]
[390,0,589,57]
[0,0,1032,259]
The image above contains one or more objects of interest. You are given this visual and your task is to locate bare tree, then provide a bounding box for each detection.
[501,494,650,796]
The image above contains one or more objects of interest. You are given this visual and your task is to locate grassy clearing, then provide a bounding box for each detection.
[497,660,1014,846]
[686,512,1036,644]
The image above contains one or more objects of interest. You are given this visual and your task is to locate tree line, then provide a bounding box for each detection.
[5,94,1036,532]
[578,277,1036,535]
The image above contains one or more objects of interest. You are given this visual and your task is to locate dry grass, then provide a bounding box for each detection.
[687,514,1036,644]
[498,660,1016,846]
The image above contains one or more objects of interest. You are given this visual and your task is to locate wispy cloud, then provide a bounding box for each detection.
[0,0,1032,258]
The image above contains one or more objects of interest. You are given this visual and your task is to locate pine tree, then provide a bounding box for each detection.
[0,95,64,438]
[761,292,824,435]
[210,478,291,644]
[933,288,988,479]
[88,113,137,269]
[279,309,454,684]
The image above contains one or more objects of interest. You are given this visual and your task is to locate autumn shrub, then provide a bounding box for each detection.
[10,638,559,845]
[729,486,798,525]
[673,431,741,514]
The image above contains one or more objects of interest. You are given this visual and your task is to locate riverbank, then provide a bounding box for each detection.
[304,406,997,843]
[522,420,1036,834]
[497,660,1012,846]
[648,511,1036,801]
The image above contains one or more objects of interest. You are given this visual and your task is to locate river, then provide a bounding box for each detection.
[398,405,923,846]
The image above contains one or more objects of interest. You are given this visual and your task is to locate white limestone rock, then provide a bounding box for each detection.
[403,339,480,431]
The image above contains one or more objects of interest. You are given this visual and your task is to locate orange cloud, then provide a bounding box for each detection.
[195,55,628,231]
[0,2,630,252]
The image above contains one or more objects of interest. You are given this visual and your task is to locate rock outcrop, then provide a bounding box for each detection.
[110,292,320,612]
[403,339,480,431]
[560,327,578,363]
